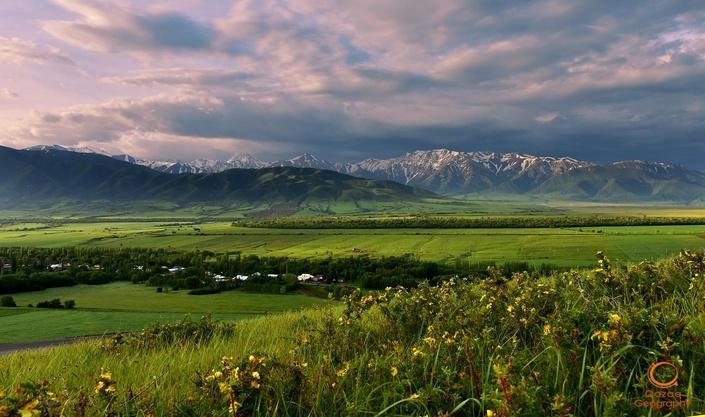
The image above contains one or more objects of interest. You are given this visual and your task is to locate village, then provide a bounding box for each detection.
[36,261,346,285]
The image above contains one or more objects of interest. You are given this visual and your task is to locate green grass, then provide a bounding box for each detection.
[0,282,327,343]
[0,310,247,343]
[1,221,705,266]
[2,252,705,416]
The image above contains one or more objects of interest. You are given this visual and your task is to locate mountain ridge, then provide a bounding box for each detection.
[1,146,433,204]
[21,145,705,201]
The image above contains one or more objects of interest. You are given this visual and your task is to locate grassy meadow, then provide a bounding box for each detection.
[3,203,705,415]
[0,282,326,343]
[2,251,705,416]
[1,220,705,266]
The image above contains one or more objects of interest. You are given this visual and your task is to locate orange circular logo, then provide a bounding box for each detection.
[648,361,679,389]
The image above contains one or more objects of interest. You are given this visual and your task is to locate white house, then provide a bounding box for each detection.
[214,274,230,282]
[267,273,279,278]
[297,273,314,282]
[236,274,249,281]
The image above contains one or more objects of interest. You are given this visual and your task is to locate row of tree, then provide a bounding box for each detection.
[0,247,566,294]
[239,215,705,229]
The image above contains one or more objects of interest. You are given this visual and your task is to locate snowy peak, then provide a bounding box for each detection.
[270,153,340,171]
[226,153,266,168]
[345,149,593,193]
[24,145,695,196]
[26,144,113,157]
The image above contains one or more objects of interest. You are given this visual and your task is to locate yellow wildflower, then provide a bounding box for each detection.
[543,324,552,336]
[409,393,420,400]
[335,363,350,377]
[229,400,242,414]
[608,313,621,325]
[94,381,105,394]
[251,371,260,380]
[18,399,39,417]
[390,366,398,377]
[487,410,495,417]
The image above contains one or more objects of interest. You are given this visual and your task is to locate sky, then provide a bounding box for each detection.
[0,1,704,165]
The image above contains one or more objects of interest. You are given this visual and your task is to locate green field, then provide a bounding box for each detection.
[4,203,705,344]
[1,220,705,266]
[0,282,326,343]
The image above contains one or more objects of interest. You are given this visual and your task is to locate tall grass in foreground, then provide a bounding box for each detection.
[3,250,705,416]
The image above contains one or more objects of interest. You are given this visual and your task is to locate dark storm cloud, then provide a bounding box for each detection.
[5,0,705,166]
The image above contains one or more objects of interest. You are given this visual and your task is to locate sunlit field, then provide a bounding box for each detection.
[2,219,705,265]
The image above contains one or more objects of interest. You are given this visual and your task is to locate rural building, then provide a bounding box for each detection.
[297,273,314,281]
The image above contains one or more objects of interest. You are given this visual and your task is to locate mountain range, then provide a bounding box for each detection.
[23,145,705,201]
[1,146,432,205]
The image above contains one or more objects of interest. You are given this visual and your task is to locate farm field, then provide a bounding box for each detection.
[0,282,327,344]
[1,220,705,266]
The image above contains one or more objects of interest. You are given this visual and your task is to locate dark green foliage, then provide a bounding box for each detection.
[36,298,63,309]
[0,246,568,295]
[0,295,16,307]
[187,288,221,295]
[241,215,705,229]
[63,299,75,309]
[0,147,433,204]
[102,315,234,352]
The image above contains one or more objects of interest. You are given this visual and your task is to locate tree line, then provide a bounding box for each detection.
[0,247,566,295]
[238,215,705,229]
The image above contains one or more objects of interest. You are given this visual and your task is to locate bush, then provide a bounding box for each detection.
[102,315,234,352]
[36,298,64,309]
[63,299,76,309]
[187,288,221,295]
[0,295,16,307]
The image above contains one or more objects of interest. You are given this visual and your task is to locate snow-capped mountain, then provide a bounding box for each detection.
[26,145,699,197]
[269,153,342,172]
[26,144,113,157]
[344,149,593,193]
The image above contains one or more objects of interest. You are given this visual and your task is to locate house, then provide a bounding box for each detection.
[297,273,314,282]
[267,273,279,278]
[2,263,12,272]
[168,266,186,273]
[312,274,324,282]
[49,263,68,271]
[236,274,249,281]
[214,274,230,283]
[134,265,144,271]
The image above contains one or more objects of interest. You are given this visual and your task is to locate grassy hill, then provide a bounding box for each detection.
[2,251,705,416]
[536,164,705,201]
[0,146,434,205]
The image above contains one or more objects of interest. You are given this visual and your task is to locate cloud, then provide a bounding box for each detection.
[536,112,558,123]
[0,88,18,98]
[0,36,74,65]
[101,68,255,87]
[43,0,215,53]
[3,0,705,167]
